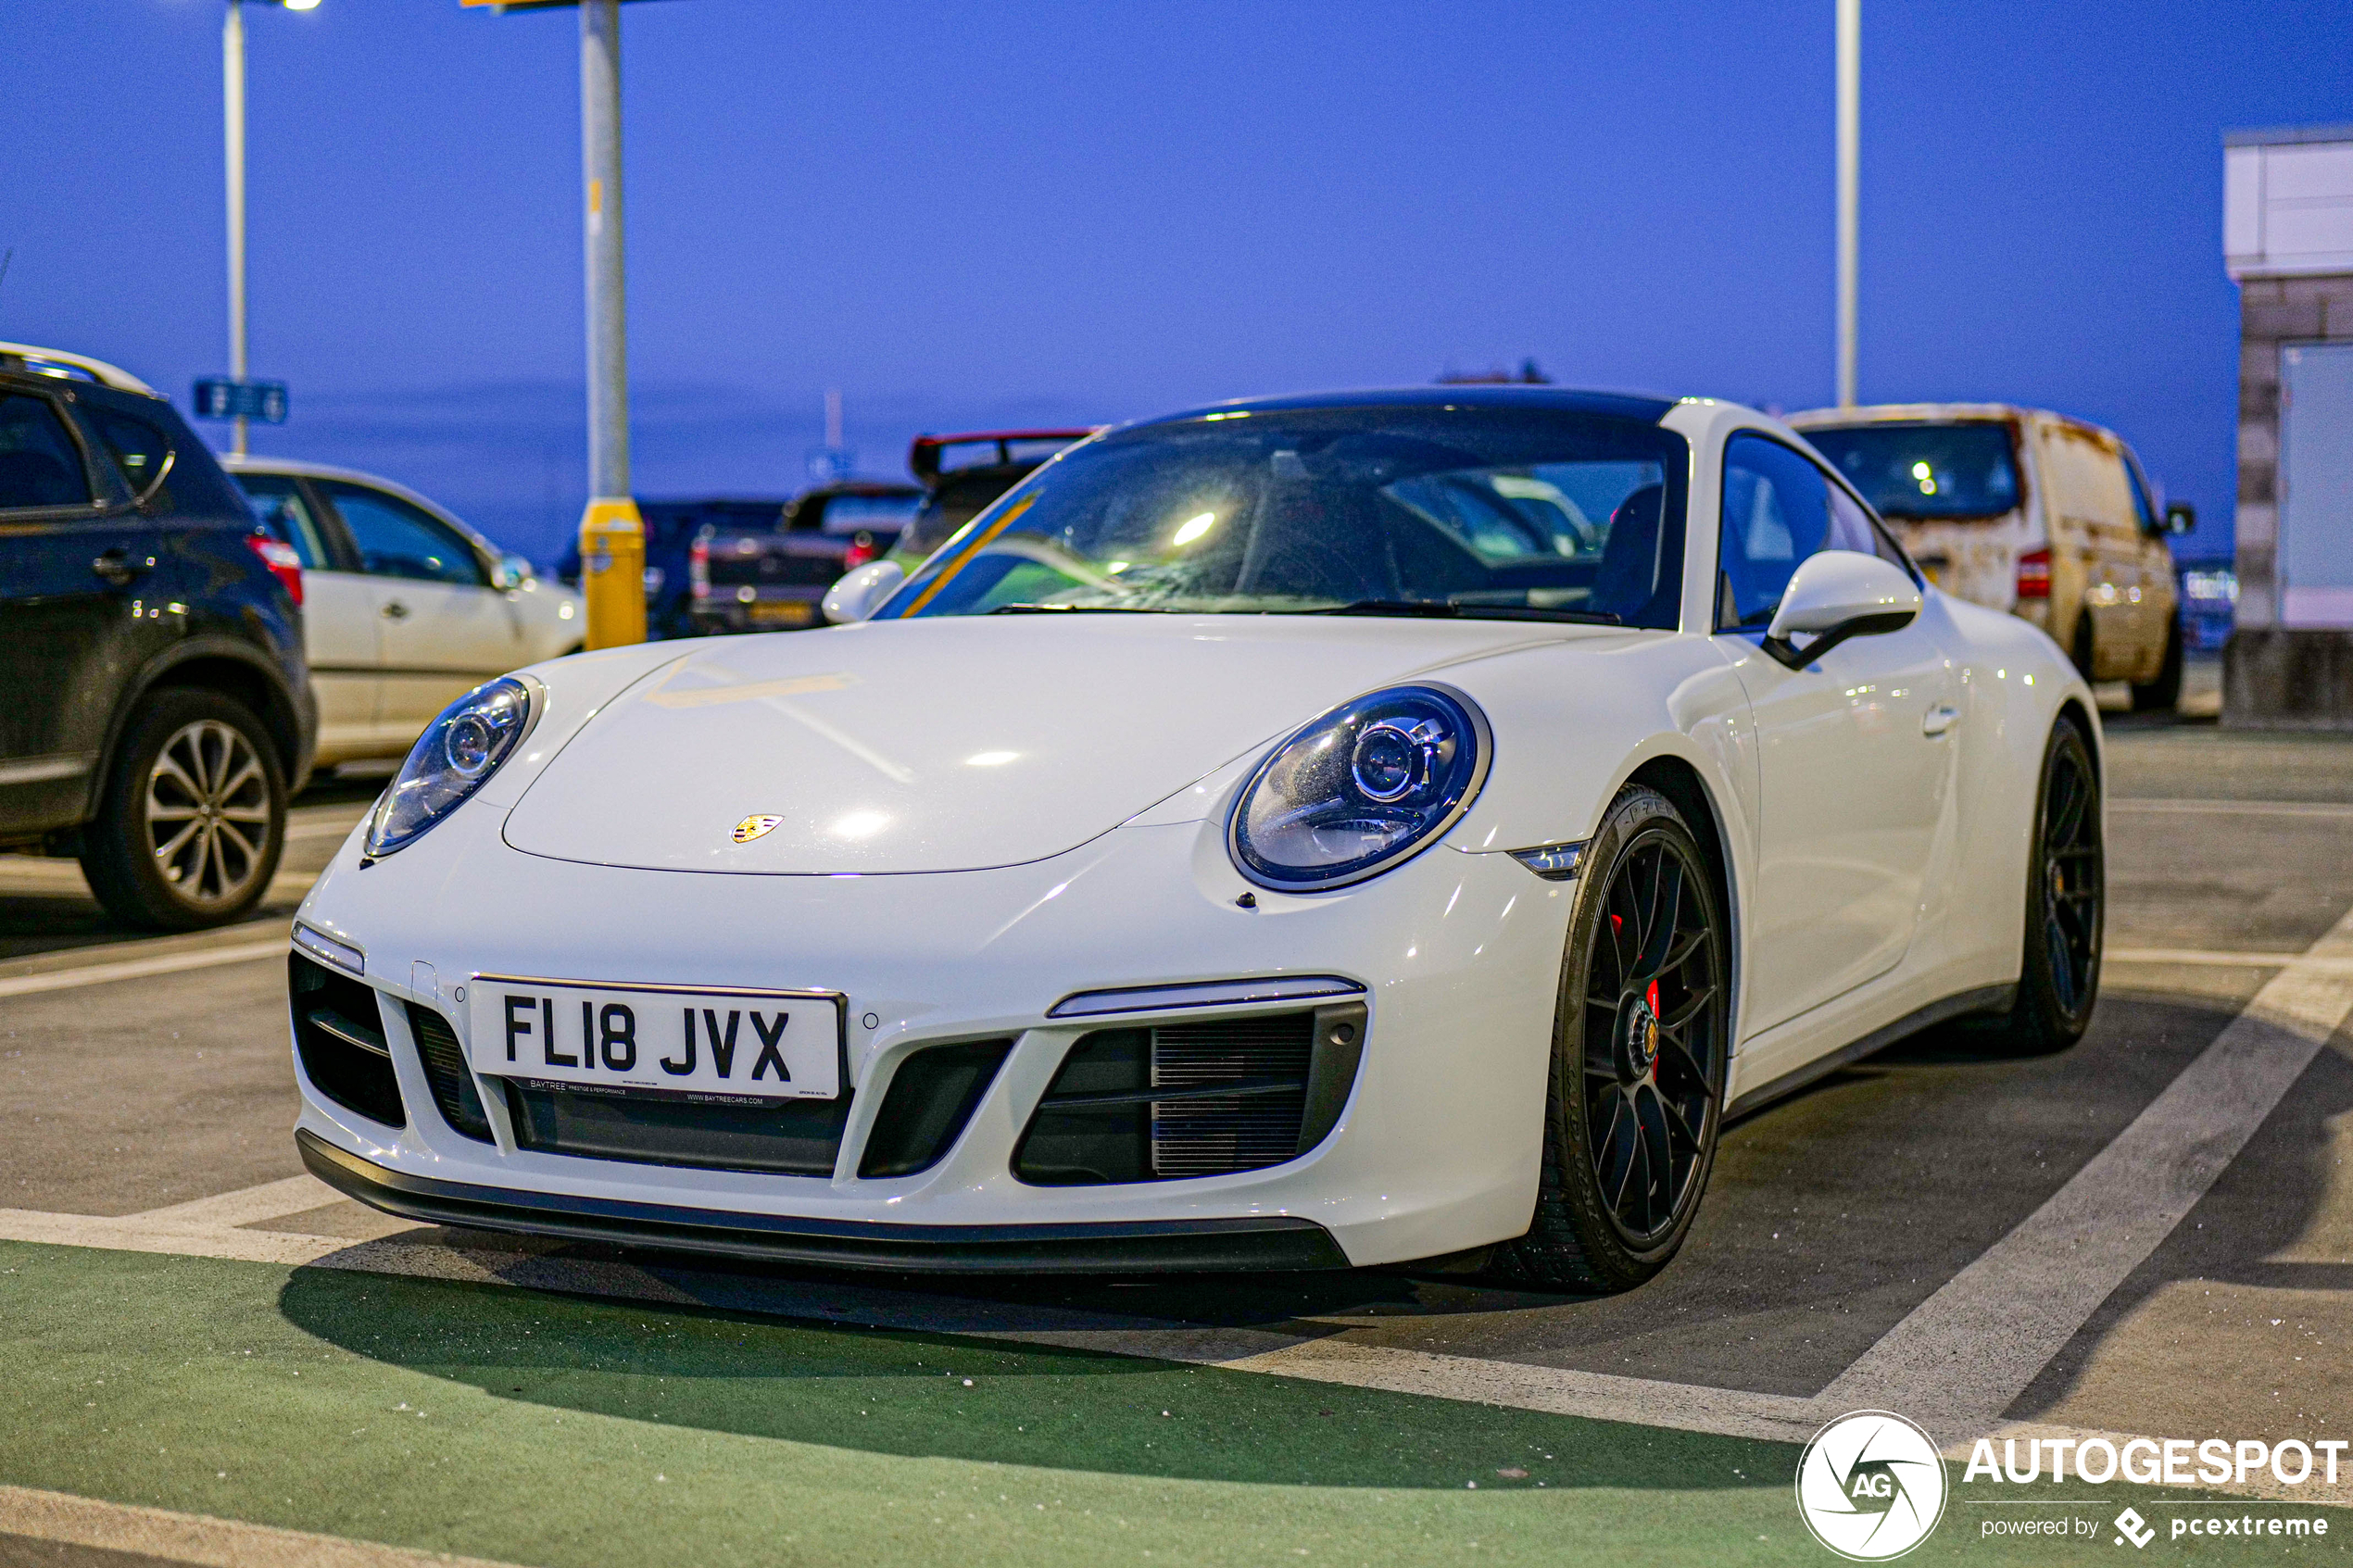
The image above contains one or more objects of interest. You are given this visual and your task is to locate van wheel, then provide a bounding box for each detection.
[2070,616,2097,683]
[2131,618,2183,711]
[81,690,287,931]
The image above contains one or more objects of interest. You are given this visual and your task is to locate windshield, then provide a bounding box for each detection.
[814,493,924,533]
[1804,420,2020,521]
[884,407,1686,625]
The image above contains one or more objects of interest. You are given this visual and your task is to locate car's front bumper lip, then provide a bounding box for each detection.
[297,1128,1351,1274]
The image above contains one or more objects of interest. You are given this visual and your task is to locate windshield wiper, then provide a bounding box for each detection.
[1301,600,1623,625]
[984,602,1163,614]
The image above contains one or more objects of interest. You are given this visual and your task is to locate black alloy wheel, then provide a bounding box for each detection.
[1494,785,1730,1293]
[82,689,287,931]
[1989,715,2103,1052]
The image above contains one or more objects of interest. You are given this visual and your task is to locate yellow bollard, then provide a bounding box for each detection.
[578,495,647,649]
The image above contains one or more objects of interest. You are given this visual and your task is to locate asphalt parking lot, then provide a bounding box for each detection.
[3,682,2351,1566]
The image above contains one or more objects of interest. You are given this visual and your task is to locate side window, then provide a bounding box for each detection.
[0,394,93,510]
[88,408,174,506]
[233,473,332,569]
[322,482,486,586]
[1718,434,1832,627]
[1718,434,1907,627]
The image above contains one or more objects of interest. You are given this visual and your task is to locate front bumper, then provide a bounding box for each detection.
[291,799,1574,1271]
[298,1130,1348,1273]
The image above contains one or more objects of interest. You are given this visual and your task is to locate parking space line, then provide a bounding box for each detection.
[0,1483,520,1568]
[2109,946,2353,972]
[127,1174,341,1231]
[2111,798,2353,819]
[0,938,287,999]
[1818,903,2353,1425]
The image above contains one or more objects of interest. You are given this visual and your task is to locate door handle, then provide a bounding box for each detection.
[381,600,409,621]
[92,548,155,587]
[1922,704,1958,737]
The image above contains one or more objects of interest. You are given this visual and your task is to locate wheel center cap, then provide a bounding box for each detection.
[1622,997,1660,1081]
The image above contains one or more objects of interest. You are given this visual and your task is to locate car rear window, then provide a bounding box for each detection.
[0,393,92,509]
[233,472,333,568]
[1805,421,2021,521]
[88,408,175,505]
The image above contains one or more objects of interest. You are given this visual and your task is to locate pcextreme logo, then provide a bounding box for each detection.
[1796,1411,1950,1561]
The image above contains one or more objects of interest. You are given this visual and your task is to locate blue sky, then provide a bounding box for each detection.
[5,2,2347,566]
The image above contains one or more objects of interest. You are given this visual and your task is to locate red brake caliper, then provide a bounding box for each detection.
[1645,979,1661,1081]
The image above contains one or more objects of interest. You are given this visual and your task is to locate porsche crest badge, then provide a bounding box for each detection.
[732,814,784,844]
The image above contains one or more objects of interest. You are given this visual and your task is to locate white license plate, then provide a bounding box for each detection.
[468,977,841,1100]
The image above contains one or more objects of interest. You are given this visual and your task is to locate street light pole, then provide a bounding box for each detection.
[576,0,646,648]
[1835,0,1860,408]
[223,0,249,456]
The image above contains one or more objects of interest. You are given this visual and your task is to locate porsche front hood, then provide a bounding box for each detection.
[501,613,1574,874]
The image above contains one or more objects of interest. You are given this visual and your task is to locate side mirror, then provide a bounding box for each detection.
[494,553,533,592]
[822,559,906,624]
[1762,550,1922,670]
[2164,501,2196,536]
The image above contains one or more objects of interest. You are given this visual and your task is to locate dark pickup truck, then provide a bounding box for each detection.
[888,428,1099,565]
[686,481,924,634]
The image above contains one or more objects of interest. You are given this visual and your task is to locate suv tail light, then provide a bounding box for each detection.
[841,532,877,571]
[688,535,710,600]
[245,533,304,607]
[2016,547,2051,601]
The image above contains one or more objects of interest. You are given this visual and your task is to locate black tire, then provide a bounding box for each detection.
[1491,786,1731,1293]
[81,689,287,931]
[2070,613,2097,684]
[2131,617,2183,711]
[1985,716,2104,1053]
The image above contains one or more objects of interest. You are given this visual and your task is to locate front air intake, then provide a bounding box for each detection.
[858,1038,1013,1178]
[406,1003,493,1144]
[288,953,405,1129]
[1012,1003,1365,1186]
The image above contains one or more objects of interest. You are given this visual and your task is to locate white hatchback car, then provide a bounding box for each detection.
[223,458,582,765]
[287,389,2102,1291]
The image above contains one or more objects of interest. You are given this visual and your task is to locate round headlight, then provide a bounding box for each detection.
[365,677,535,858]
[1229,684,1491,890]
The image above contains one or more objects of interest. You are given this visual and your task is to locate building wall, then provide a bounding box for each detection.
[2233,273,2353,630]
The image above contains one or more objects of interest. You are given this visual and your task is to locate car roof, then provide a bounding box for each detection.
[1786,402,2133,449]
[0,342,157,395]
[1132,385,1680,427]
[220,454,504,560]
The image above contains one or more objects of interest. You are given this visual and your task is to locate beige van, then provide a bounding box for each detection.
[1788,404,2188,709]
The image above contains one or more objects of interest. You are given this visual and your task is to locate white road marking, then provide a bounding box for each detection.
[0,1484,520,1568]
[2110,797,2353,820]
[128,1174,340,1230]
[1818,903,2353,1424]
[0,939,287,999]
[2108,946,2353,972]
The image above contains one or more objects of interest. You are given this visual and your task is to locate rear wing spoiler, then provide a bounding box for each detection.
[909,429,1101,485]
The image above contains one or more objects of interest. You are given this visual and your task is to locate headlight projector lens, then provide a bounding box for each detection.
[366,676,537,857]
[1230,683,1491,890]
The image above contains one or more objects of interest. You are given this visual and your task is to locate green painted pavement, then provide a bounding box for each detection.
[0,1242,2339,1566]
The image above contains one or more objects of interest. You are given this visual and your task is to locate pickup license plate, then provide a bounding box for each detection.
[468,978,841,1100]
[747,600,818,626]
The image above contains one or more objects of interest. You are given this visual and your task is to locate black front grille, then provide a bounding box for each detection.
[1013,1003,1365,1186]
[858,1039,1012,1178]
[406,1004,493,1144]
[288,953,404,1129]
[505,1081,851,1176]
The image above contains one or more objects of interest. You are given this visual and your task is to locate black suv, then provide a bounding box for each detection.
[0,346,315,930]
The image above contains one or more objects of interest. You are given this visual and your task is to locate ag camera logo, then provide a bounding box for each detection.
[1796,1411,1949,1560]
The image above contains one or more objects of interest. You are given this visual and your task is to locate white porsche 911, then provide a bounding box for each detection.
[289,389,2103,1292]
